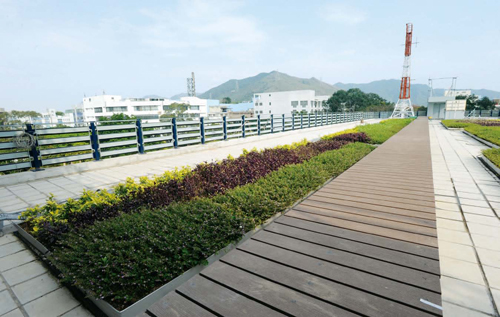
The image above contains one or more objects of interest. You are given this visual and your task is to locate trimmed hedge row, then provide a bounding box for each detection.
[24,133,369,247]
[442,120,500,146]
[321,118,414,144]
[50,142,374,309]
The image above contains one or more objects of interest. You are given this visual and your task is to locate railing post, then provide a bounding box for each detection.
[282,114,285,132]
[223,116,228,140]
[200,117,205,144]
[321,112,324,126]
[257,114,261,135]
[315,112,318,127]
[136,119,145,154]
[300,114,303,129]
[308,113,311,128]
[241,115,245,138]
[89,122,101,161]
[172,117,178,148]
[270,114,274,133]
[25,123,42,170]
[379,111,381,118]
[292,114,295,130]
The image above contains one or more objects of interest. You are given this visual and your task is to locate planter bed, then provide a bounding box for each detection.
[14,119,412,315]
[479,154,500,178]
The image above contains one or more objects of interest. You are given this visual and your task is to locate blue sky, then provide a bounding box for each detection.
[1,0,499,111]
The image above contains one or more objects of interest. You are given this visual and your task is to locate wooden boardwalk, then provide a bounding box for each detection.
[144,118,442,317]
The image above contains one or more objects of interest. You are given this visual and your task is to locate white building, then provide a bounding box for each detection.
[253,90,330,117]
[82,95,222,122]
[427,90,471,119]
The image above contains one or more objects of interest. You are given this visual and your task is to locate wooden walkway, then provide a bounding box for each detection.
[143,118,442,317]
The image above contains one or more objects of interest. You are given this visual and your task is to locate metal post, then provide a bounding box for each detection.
[300,114,303,129]
[308,113,311,128]
[200,117,205,144]
[172,117,178,148]
[241,115,245,138]
[25,123,43,169]
[315,113,318,127]
[282,114,285,132]
[257,114,261,135]
[379,111,381,118]
[223,116,228,140]
[321,112,324,126]
[292,114,295,130]
[89,122,100,161]
[136,119,144,154]
[270,114,274,133]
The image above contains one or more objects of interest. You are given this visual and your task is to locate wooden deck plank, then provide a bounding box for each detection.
[274,216,439,259]
[147,292,216,317]
[201,261,358,317]
[326,180,436,197]
[221,249,434,317]
[251,231,440,292]
[176,275,284,317]
[236,239,442,315]
[264,222,440,274]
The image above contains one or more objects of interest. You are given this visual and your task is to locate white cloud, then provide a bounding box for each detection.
[320,3,367,25]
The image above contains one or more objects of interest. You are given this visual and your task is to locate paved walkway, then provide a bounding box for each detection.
[430,121,500,316]
[143,118,443,316]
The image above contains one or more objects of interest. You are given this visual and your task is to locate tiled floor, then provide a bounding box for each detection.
[0,234,92,317]
[430,121,500,316]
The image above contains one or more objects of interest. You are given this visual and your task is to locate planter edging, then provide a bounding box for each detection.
[462,131,499,149]
[478,155,500,179]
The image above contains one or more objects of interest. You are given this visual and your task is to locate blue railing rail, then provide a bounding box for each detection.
[0,111,389,174]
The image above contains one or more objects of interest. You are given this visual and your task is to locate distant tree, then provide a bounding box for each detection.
[56,111,64,116]
[0,111,9,125]
[98,113,137,125]
[10,110,42,123]
[221,97,232,104]
[477,96,495,110]
[161,103,189,119]
[326,89,393,112]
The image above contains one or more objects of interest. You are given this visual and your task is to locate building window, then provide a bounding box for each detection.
[94,107,103,113]
[291,101,298,107]
[269,102,271,105]
[106,106,128,112]
[269,94,271,97]
[269,110,271,113]
[254,103,258,107]
[89,98,91,102]
[133,106,158,111]
[300,101,308,106]
[255,94,260,98]
[259,103,262,106]
[190,106,200,110]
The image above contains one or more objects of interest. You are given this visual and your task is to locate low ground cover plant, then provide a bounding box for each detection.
[442,119,500,146]
[321,118,413,144]
[23,133,369,247]
[483,148,500,168]
[50,142,374,308]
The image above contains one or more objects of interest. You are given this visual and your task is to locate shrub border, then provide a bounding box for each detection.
[13,154,369,317]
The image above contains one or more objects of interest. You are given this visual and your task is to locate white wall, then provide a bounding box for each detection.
[253,90,329,117]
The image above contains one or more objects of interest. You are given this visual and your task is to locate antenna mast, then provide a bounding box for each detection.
[391,23,415,118]
[187,72,196,97]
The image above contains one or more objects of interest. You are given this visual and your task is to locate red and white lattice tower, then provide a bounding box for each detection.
[391,23,415,118]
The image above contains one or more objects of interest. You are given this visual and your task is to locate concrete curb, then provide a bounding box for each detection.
[462,131,499,149]
[478,155,500,179]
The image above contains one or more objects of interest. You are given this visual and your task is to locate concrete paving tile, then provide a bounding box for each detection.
[457,192,486,200]
[439,256,485,285]
[468,223,500,237]
[0,199,27,208]
[1,308,24,317]
[3,261,47,286]
[0,204,29,213]
[438,228,473,246]
[0,234,17,246]
[0,279,6,292]
[476,248,500,268]
[0,290,17,315]
[483,265,500,291]
[486,195,500,203]
[461,205,496,216]
[435,201,461,212]
[460,198,491,208]
[61,305,94,317]
[12,273,60,304]
[442,301,490,317]
[0,250,36,272]
[0,241,25,259]
[491,288,500,312]
[437,218,466,232]
[23,288,79,317]
[435,189,456,197]
[464,213,500,226]
[436,209,463,221]
[471,234,500,252]
[438,240,477,264]
[435,195,459,204]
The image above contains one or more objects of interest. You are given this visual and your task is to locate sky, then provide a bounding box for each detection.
[1,0,499,111]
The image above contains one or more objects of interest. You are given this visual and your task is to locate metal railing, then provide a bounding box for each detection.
[0,111,387,174]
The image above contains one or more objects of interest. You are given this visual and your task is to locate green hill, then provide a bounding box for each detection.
[198,71,340,102]
[335,80,500,106]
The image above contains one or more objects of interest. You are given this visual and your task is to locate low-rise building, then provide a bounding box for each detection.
[427,90,471,119]
[253,90,330,117]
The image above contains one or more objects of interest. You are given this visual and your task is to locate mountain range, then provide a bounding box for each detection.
[167,71,500,106]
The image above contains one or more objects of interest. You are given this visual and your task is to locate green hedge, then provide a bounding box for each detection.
[50,142,374,309]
